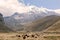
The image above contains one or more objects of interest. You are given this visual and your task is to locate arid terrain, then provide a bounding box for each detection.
[0,13,60,40]
[0,32,60,40]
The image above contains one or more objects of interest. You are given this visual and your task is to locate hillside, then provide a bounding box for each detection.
[4,15,60,32]
[44,19,60,33]
[0,13,13,33]
[24,15,60,32]
[4,8,60,31]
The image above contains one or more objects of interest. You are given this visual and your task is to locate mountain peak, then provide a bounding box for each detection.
[14,12,19,15]
[12,12,20,16]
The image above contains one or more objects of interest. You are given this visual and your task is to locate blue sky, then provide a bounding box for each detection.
[23,0,60,9]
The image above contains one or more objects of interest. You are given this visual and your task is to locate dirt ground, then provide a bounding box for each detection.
[0,32,60,40]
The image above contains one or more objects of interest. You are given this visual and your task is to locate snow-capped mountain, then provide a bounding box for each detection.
[4,7,60,22]
[4,7,60,31]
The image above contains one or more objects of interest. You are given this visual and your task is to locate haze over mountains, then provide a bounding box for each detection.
[0,0,60,32]
[0,13,13,32]
[4,7,60,32]
[0,0,60,17]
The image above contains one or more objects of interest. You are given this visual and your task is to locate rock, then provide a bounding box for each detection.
[0,13,13,32]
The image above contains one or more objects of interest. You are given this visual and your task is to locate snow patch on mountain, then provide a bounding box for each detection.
[0,0,60,17]
[54,9,60,14]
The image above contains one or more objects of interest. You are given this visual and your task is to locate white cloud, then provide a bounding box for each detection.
[0,0,31,16]
[0,0,60,17]
[54,9,60,14]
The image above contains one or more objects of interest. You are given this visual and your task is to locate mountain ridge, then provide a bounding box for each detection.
[24,15,60,32]
[0,13,14,33]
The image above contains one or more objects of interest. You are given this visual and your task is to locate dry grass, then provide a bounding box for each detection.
[44,36,60,40]
[0,32,59,40]
[0,32,42,40]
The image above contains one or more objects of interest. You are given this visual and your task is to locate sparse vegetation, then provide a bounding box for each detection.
[44,36,60,40]
[24,15,60,32]
[0,15,60,40]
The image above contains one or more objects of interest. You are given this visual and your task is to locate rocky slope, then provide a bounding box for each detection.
[4,8,60,31]
[0,13,13,32]
[24,15,60,32]
[4,14,60,32]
